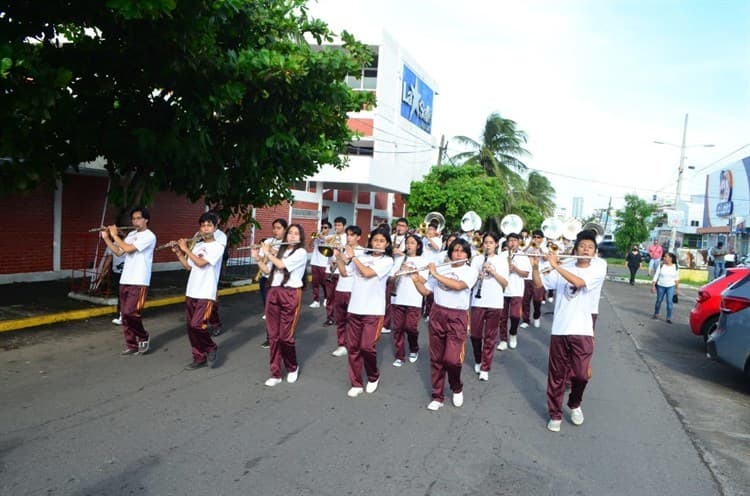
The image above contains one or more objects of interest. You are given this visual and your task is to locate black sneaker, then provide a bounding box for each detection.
[120,348,138,356]
[323,319,335,327]
[210,326,223,337]
[207,350,217,368]
[261,340,270,349]
[184,361,207,370]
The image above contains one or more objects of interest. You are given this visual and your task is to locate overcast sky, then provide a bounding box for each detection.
[307,0,750,217]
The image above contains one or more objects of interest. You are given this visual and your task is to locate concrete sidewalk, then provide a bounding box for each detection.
[0,270,258,333]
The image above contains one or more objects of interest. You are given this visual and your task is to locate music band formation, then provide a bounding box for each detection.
[98,208,607,433]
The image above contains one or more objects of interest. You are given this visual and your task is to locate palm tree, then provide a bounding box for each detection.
[525,171,556,216]
[450,112,531,188]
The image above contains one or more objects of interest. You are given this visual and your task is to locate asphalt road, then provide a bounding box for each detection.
[0,279,747,496]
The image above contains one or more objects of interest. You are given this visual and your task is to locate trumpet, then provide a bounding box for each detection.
[89,226,137,233]
[393,258,469,277]
[156,232,203,251]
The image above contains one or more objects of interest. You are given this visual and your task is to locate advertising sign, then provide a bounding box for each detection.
[400,64,434,133]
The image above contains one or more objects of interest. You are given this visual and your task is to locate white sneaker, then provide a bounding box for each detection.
[111,314,122,325]
[286,367,299,383]
[331,346,348,357]
[452,391,464,407]
[408,352,418,363]
[478,371,489,381]
[425,316,430,322]
[264,377,282,387]
[393,359,403,367]
[533,318,541,328]
[309,301,320,308]
[427,400,444,411]
[570,407,584,425]
[547,296,554,303]
[136,340,150,355]
[323,299,327,306]
[347,387,364,398]
[541,299,546,305]
[547,419,562,432]
[365,378,379,394]
[262,314,266,320]
[474,363,481,374]
[381,327,391,334]
[520,322,529,329]
[509,335,517,349]
[497,340,508,351]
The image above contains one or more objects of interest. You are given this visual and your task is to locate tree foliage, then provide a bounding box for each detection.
[406,164,507,232]
[525,171,556,217]
[0,0,374,225]
[613,194,659,253]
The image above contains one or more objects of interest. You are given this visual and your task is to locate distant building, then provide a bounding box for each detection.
[572,197,583,219]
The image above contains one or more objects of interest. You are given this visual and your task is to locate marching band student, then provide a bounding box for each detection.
[258,218,287,347]
[383,218,409,334]
[497,233,530,351]
[101,207,156,356]
[521,229,547,328]
[390,233,428,366]
[411,238,478,411]
[531,230,606,432]
[252,224,307,387]
[309,221,332,309]
[171,213,224,370]
[323,217,347,327]
[470,232,509,381]
[208,213,227,336]
[330,225,364,357]
[342,226,394,398]
[421,222,443,320]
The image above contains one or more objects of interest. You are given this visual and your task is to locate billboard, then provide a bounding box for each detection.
[703,156,750,227]
[400,64,434,133]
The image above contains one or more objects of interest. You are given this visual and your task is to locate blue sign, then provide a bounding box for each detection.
[400,65,433,133]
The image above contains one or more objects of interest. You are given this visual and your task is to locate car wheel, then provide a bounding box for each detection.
[701,315,719,342]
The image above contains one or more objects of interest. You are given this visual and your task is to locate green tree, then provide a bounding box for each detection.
[449,112,530,205]
[406,164,507,232]
[524,171,556,217]
[0,0,373,226]
[613,194,659,253]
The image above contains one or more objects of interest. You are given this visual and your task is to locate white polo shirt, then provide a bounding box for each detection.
[348,254,394,316]
[393,255,428,308]
[119,229,156,286]
[541,262,606,336]
[470,253,508,309]
[186,240,225,300]
[426,262,478,310]
[270,247,308,288]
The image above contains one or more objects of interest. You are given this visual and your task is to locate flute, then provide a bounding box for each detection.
[393,258,469,277]
[89,226,137,233]
[156,233,203,251]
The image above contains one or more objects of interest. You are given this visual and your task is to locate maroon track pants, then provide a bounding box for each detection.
[346,313,384,388]
[499,296,522,341]
[265,286,302,378]
[429,304,469,402]
[334,290,351,347]
[120,284,149,350]
[470,306,501,372]
[391,304,421,361]
[186,297,217,362]
[522,279,545,323]
[310,265,327,303]
[547,335,594,420]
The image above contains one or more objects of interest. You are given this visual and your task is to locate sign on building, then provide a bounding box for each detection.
[400,64,434,133]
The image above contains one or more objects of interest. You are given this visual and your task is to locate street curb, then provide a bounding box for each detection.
[0,283,259,334]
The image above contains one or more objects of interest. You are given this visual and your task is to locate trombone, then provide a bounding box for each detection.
[156,232,204,251]
[392,258,469,277]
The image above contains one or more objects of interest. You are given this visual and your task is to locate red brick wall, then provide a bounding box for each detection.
[356,208,371,243]
[375,192,388,210]
[338,190,352,203]
[347,118,373,137]
[0,185,54,273]
[394,193,406,217]
[61,175,111,270]
[358,191,370,204]
[149,191,208,264]
[254,203,291,243]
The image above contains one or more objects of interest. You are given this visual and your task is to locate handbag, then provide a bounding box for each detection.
[672,294,679,304]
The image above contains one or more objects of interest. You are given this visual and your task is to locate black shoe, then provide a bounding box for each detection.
[185,360,207,370]
[207,350,217,367]
[210,326,223,337]
[261,340,270,349]
[323,319,335,327]
[666,319,673,324]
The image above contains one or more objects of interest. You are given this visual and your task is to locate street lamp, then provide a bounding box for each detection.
[654,113,715,253]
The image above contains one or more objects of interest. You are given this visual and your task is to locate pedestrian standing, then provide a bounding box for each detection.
[651,252,680,324]
[625,245,642,285]
[711,241,727,279]
[647,240,663,277]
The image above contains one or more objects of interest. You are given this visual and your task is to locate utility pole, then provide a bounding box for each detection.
[436,134,446,166]
[602,196,612,235]
[669,114,689,253]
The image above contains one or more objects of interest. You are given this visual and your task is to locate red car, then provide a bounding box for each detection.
[690,267,750,340]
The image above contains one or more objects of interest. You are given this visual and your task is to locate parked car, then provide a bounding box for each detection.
[706,272,750,376]
[690,267,750,340]
[597,241,622,258]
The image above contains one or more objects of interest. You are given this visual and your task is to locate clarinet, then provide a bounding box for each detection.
[474,253,489,299]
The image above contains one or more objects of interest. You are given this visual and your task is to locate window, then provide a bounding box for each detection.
[346,56,378,90]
